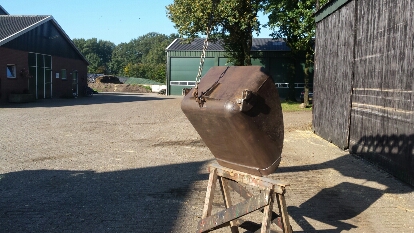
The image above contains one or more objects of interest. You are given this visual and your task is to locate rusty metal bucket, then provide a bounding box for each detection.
[181,66,284,176]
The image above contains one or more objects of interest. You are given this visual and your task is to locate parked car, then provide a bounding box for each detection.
[300,90,313,103]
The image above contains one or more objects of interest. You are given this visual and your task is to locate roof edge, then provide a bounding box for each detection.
[165,38,179,51]
[49,18,89,65]
[315,0,353,23]
[166,38,290,52]
[0,15,52,46]
[0,15,89,65]
[0,5,9,15]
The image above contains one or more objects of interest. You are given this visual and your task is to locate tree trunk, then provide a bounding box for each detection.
[303,50,313,107]
[244,34,252,66]
[287,54,297,101]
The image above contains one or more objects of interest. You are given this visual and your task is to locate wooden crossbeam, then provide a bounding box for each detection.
[197,189,272,232]
[209,163,287,194]
[197,163,292,233]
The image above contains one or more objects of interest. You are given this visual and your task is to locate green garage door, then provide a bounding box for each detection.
[169,57,216,95]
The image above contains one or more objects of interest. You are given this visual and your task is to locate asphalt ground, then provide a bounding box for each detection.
[0,93,413,232]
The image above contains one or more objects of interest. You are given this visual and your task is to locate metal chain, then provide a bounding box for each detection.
[193,0,217,106]
[195,27,210,84]
[193,30,210,107]
[195,66,229,108]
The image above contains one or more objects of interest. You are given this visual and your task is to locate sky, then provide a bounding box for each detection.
[2,0,273,45]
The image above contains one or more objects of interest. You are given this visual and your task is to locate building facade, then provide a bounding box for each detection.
[314,0,414,185]
[166,38,308,98]
[0,9,88,103]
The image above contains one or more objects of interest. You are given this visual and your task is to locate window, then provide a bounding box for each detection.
[61,69,67,80]
[6,65,16,78]
[170,81,196,86]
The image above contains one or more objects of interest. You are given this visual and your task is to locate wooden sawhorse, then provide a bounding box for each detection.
[197,163,292,233]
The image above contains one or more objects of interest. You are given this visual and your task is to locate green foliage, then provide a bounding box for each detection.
[109,32,177,83]
[123,63,166,84]
[109,42,142,75]
[142,85,152,92]
[73,38,115,74]
[265,0,329,103]
[281,100,312,112]
[75,32,178,83]
[265,0,329,52]
[124,77,163,85]
[167,0,264,65]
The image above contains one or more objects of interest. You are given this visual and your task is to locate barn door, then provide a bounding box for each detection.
[28,53,52,99]
[44,55,52,98]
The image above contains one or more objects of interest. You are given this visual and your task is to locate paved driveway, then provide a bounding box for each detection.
[0,93,413,232]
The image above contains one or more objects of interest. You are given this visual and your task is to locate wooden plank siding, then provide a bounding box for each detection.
[315,0,414,186]
[349,0,414,185]
[313,1,356,149]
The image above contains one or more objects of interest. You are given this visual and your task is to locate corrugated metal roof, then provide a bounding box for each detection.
[0,15,88,64]
[252,38,291,51]
[166,38,224,51]
[166,38,290,51]
[0,15,51,44]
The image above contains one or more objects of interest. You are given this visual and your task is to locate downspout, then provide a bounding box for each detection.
[51,56,53,98]
[35,54,38,99]
[166,50,170,96]
[43,55,46,98]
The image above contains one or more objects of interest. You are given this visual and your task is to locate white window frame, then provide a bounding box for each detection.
[6,64,16,78]
[170,81,196,86]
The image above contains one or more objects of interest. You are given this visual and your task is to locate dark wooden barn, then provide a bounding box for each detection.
[0,7,88,103]
[314,0,414,185]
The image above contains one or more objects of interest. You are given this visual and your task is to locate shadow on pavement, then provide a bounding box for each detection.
[276,154,413,232]
[0,162,208,232]
[351,133,414,187]
[3,93,175,109]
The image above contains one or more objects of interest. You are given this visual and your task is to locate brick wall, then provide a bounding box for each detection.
[0,47,29,102]
[52,56,88,98]
[0,47,88,103]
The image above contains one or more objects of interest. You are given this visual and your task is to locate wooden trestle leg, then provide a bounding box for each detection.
[197,163,292,233]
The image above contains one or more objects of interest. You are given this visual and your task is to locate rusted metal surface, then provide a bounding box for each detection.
[181,66,284,176]
[197,189,271,232]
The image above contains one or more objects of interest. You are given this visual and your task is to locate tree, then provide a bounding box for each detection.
[85,53,100,74]
[167,0,263,66]
[110,33,178,83]
[265,0,328,104]
[110,42,142,75]
[73,38,115,74]
[74,33,178,83]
